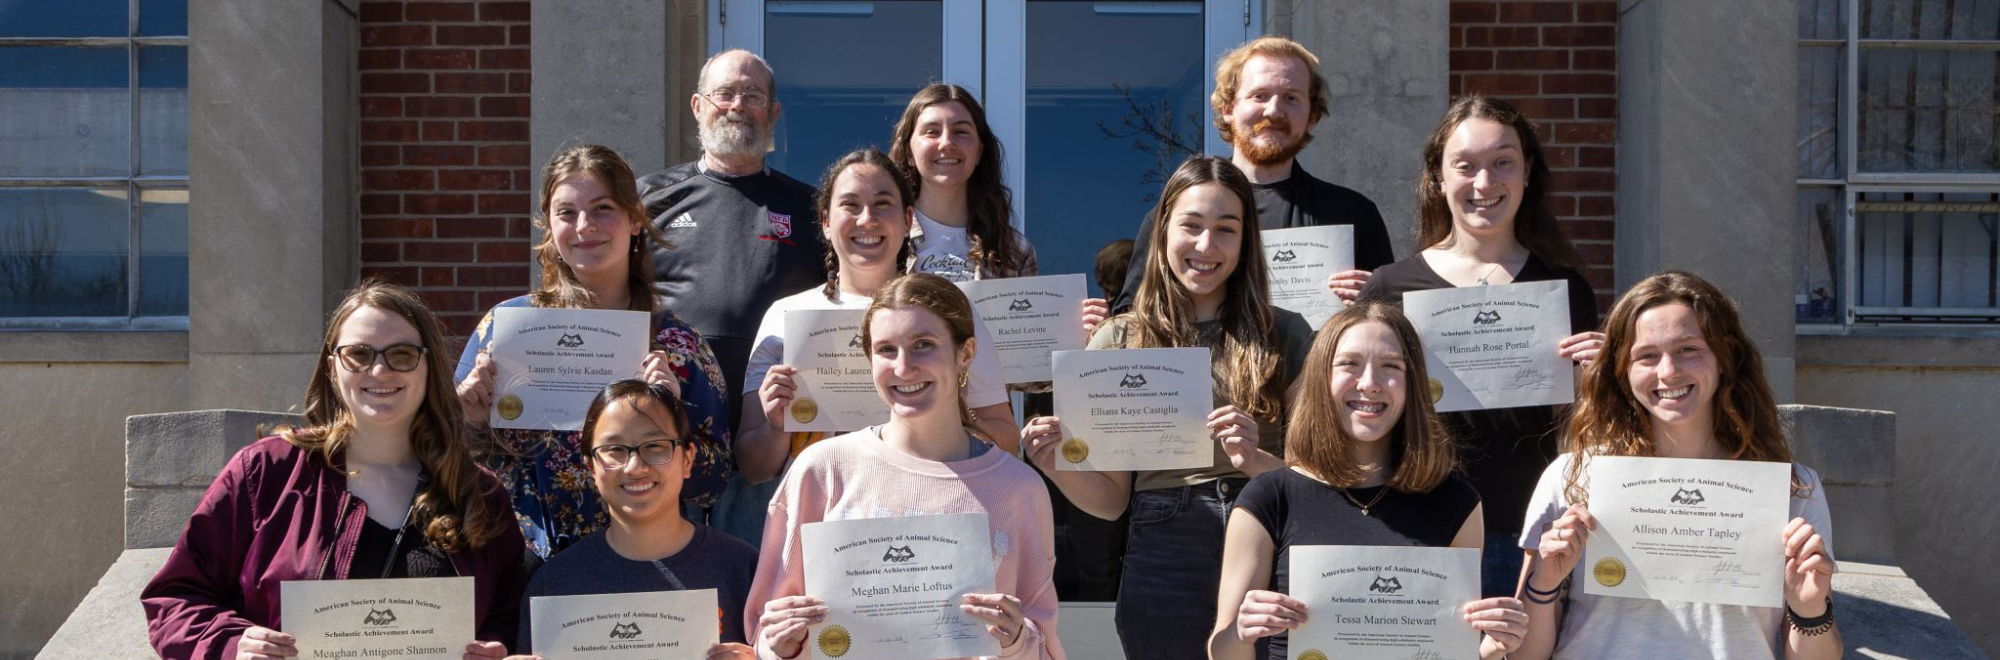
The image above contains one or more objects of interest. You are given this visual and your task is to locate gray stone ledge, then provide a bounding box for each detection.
[36,548,169,660]
[1781,405,1896,486]
[0,331,188,363]
[126,410,299,488]
[1800,334,2000,369]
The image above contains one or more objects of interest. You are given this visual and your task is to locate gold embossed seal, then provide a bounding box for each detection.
[1593,557,1627,587]
[818,624,851,657]
[496,394,524,421]
[1427,378,1444,404]
[1061,438,1090,464]
[1299,651,1329,660]
[791,397,819,424]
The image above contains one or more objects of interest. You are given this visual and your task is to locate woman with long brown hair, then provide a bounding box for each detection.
[1513,271,1838,659]
[1020,156,1315,660]
[1208,302,1527,660]
[453,144,735,559]
[143,281,527,659]
[889,83,1036,282]
[1358,95,1605,597]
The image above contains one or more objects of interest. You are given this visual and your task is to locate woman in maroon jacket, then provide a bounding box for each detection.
[141,281,528,660]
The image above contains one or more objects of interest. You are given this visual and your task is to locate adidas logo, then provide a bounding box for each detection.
[667,213,698,229]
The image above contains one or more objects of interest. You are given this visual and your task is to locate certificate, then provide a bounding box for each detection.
[956,274,1087,383]
[1404,280,1574,412]
[1289,546,1480,660]
[280,577,474,660]
[802,513,999,660]
[488,307,650,430]
[1582,456,1791,607]
[530,589,719,658]
[782,308,884,433]
[1050,347,1213,472]
[1263,225,1355,329]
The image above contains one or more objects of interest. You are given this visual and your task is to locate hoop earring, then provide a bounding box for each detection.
[958,371,969,389]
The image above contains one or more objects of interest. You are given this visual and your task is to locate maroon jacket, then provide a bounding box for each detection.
[141,436,527,660]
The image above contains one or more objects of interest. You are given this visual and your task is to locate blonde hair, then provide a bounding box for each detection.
[859,274,985,441]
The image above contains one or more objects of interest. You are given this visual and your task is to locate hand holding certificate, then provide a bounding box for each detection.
[1404,280,1574,412]
[1050,347,1214,471]
[1580,456,1791,607]
[1263,225,1355,329]
[782,309,884,433]
[531,589,721,658]
[956,274,1087,383]
[280,577,475,660]
[800,513,999,660]
[1286,546,1481,660]
[487,307,650,430]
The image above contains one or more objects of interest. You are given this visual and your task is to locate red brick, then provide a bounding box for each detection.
[1563,218,1615,240]
[1495,48,1568,70]
[1507,97,1573,120]
[422,121,456,141]
[1497,2,1572,24]
[406,194,478,215]
[1578,97,1616,119]
[406,242,478,263]
[363,217,434,239]
[1540,145,1576,169]
[361,96,403,118]
[1449,74,1463,96]
[513,170,530,190]
[477,289,520,309]
[477,144,530,167]
[407,48,477,70]
[459,120,528,141]
[1451,49,1494,71]
[1553,121,1615,144]
[1546,194,1576,216]
[1451,2,1496,23]
[479,241,531,263]
[1585,266,1615,290]
[479,96,530,117]
[481,1,531,22]
[1555,170,1615,192]
[1577,241,1613,265]
[1577,195,1615,217]
[480,48,530,70]
[443,314,482,338]
[361,145,401,167]
[361,266,421,285]
[1571,48,1615,70]
[404,96,478,118]
[1543,25,1614,47]
[359,49,402,70]
[423,290,479,312]
[363,169,435,191]
[405,1,476,21]
[404,145,476,166]
[1464,26,1539,48]
[1459,73,1538,96]
[1579,146,1615,168]
[509,72,530,93]
[436,25,508,46]
[360,194,401,215]
[437,218,511,239]
[420,267,456,287]
[1451,27,1465,48]
[435,72,509,94]
[361,241,401,262]
[510,24,530,45]
[1575,1,1617,23]
[508,217,534,237]
[440,169,514,191]
[479,193,530,215]
[362,72,430,94]
[1543,73,1614,95]
[458,265,529,288]
[362,25,430,47]
[358,1,403,22]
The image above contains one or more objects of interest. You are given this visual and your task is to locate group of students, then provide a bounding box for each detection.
[140,38,1840,660]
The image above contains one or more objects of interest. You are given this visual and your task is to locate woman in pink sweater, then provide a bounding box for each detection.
[744,272,1063,660]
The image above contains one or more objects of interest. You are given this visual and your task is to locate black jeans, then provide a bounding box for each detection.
[1114,478,1247,660]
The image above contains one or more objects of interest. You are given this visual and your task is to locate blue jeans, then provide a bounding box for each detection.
[709,472,781,547]
[1115,479,1245,660]
[1483,531,1525,598]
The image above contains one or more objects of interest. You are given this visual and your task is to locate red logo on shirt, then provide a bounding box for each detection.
[768,212,793,239]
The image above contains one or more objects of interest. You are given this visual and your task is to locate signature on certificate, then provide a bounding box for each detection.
[922,610,981,641]
[1502,368,1555,391]
[1406,650,1445,660]
[1693,559,1762,588]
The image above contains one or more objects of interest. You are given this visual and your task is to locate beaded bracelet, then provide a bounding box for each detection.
[1786,597,1836,636]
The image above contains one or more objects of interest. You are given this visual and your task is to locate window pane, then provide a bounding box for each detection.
[1798,188,1843,323]
[764,0,944,184]
[1800,0,1847,39]
[0,0,128,38]
[140,0,189,37]
[138,188,187,316]
[140,46,189,176]
[1024,0,1204,298]
[1862,0,2000,40]
[0,188,129,317]
[1855,192,2000,315]
[1799,46,1842,178]
[1858,48,2000,172]
[0,47,132,178]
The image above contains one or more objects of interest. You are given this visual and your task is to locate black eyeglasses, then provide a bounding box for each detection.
[590,440,684,468]
[332,343,428,373]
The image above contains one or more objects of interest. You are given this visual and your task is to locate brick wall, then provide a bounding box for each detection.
[358,0,533,338]
[1449,0,1617,313]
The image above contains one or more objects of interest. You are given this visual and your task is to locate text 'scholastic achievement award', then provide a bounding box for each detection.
[956,274,1086,383]
[530,589,720,659]
[1262,225,1355,329]
[280,577,474,660]
[1582,456,1791,607]
[802,513,999,660]
[1404,280,1574,412]
[488,307,649,430]
[1050,347,1213,472]
[1288,546,1480,660]
[783,309,883,433]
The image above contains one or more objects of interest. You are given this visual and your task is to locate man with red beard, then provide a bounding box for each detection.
[1111,37,1394,312]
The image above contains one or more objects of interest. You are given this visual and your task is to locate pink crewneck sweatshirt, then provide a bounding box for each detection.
[744,427,1065,660]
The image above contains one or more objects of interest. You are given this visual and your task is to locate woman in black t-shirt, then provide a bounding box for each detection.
[1358,95,1605,597]
[1208,303,1527,660]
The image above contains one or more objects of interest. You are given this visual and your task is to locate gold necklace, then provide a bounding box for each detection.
[1337,486,1389,516]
